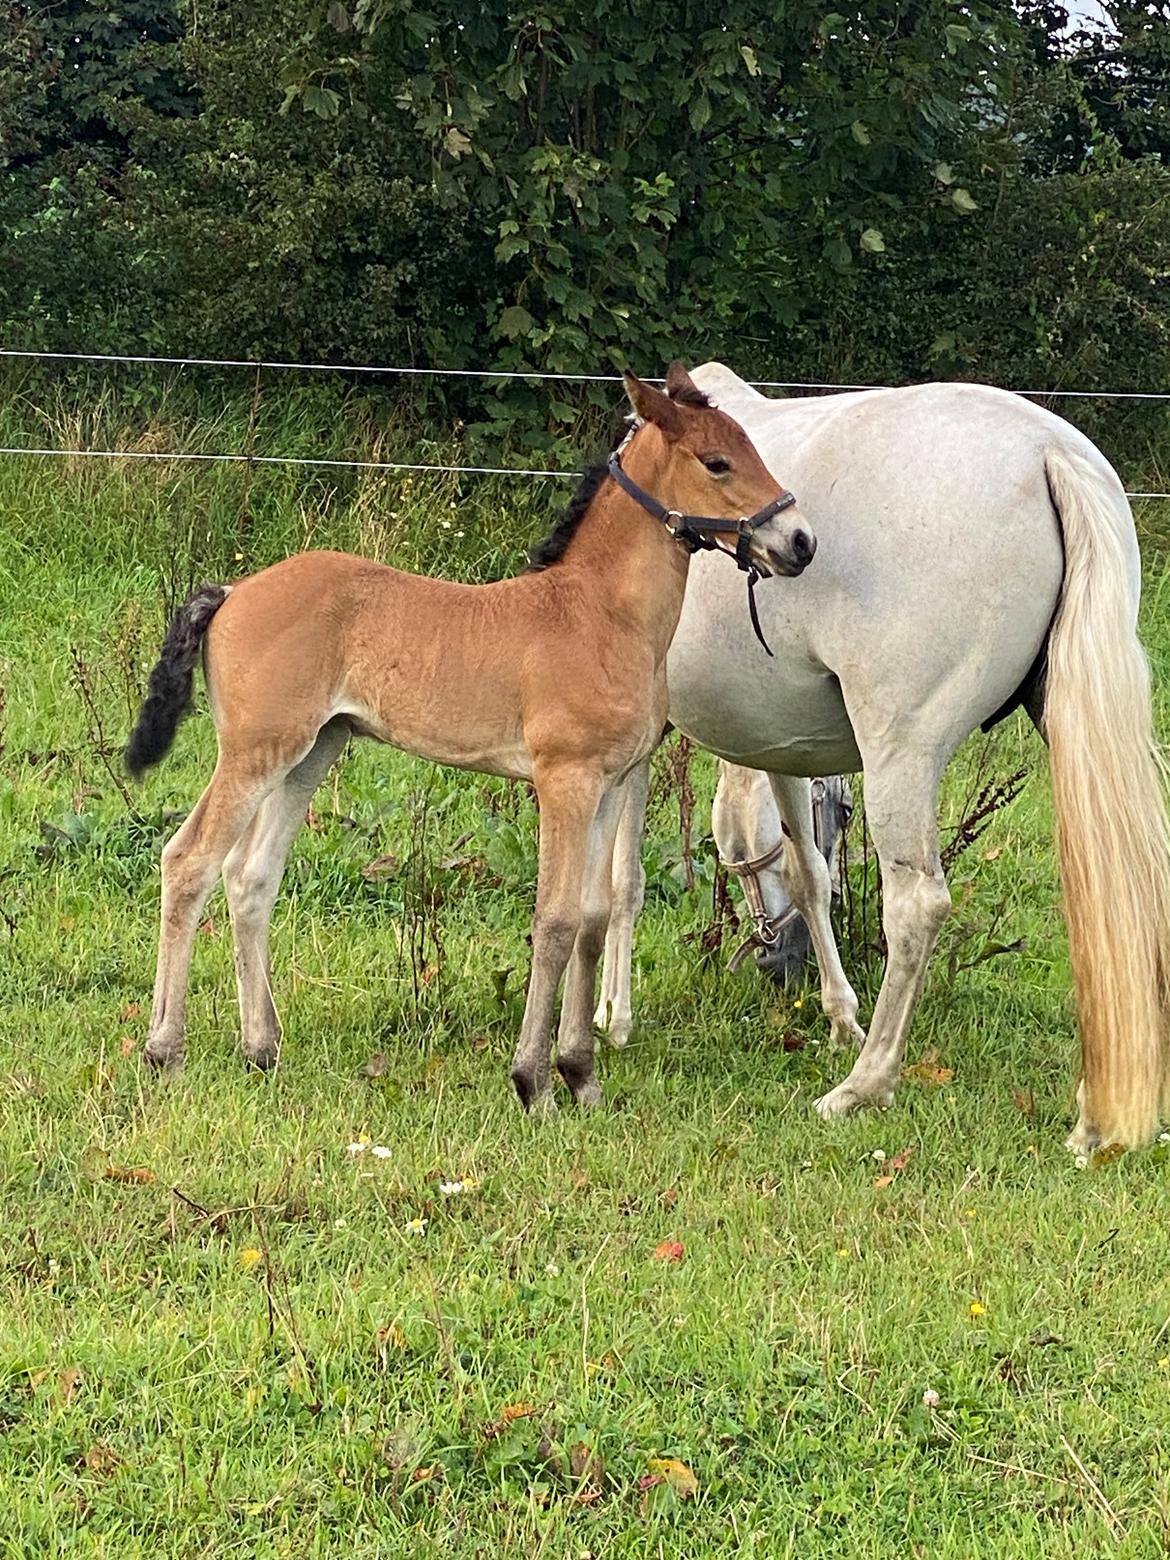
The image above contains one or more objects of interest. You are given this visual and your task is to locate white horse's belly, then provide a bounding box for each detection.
[668,652,862,775]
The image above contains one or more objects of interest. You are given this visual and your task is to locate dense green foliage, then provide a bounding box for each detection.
[1,2,1168,451]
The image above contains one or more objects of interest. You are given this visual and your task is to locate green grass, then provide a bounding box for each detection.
[3,383,1170,1557]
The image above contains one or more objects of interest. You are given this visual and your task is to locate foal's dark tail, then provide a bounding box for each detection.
[125,585,229,778]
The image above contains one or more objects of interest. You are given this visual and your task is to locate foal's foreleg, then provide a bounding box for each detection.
[594,757,650,1048]
[511,765,605,1115]
[767,774,864,1051]
[144,760,274,1071]
[221,722,348,1068]
[555,783,627,1105]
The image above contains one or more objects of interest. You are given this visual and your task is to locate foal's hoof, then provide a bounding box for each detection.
[143,1043,184,1075]
[813,1079,894,1120]
[512,1068,557,1118]
[556,1056,604,1108]
[605,1023,632,1051]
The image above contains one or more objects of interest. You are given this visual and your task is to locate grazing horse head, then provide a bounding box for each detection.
[619,362,817,580]
[713,762,853,986]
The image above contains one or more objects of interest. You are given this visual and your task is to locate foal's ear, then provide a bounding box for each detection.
[623,372,685,440]
[665,361,703,402]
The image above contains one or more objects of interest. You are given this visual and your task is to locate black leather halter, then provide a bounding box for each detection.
[606,449,796,656]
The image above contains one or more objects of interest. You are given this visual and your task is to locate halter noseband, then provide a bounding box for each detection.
[606,448,796,657]
[723,778,845,972]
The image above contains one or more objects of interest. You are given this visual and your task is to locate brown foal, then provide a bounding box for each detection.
[124,363,814,1111]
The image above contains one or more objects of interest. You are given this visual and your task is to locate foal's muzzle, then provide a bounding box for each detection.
[758,526,816,579]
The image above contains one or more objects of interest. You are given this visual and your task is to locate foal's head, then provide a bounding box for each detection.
[622,362,816,578]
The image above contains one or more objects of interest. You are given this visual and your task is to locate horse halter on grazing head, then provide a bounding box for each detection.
[612,364,812,654]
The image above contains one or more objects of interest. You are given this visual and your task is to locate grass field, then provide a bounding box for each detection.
[3,380,1170,1557]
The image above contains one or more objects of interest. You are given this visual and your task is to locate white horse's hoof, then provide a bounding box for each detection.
[1065,1119,1098,1165]
[814,1080,895,1119]
[605,1024,631,1050]
[527,1090,559,1122]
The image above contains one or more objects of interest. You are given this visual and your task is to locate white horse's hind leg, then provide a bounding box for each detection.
[594,758,649,1048]
[767,773,865,1050]
[815,756,950,1118]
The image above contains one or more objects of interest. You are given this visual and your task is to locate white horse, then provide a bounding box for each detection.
[594,363,1170,1155]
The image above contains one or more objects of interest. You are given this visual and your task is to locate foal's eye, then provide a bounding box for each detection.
[703,456,732,476]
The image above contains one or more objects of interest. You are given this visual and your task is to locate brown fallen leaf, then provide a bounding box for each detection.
[304,805,322,830]
[483,1401,537,1440]
[362,1052,388,1079]
[102,1166,154,1185]
[118,1035,137,1059]
[362,853,400,881]
[781,1031,807,1052]
[103,1166,155,1185]
[653,1240,685,1263]
[890,1145,915,1171]
[984,846,1003,861]
[409,1464,442,1485]
[1091,1142,1127,1169]
[1013,1087,1035,1118]
[199,917,216,938]
[118,1002,141,1023]
[58,1367,83,1405]
[659,1186,680,1210]
[873,1174,894,1189]
[569,1441,606,1499]
[903,1053,953,1087]
[79,1444,120,1476]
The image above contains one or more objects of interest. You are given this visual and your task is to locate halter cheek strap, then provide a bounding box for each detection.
[606,450,796,657]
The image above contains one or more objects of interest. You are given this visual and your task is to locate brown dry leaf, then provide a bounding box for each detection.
[653,1240,685,1263]
[103,1166,155,1185]
[409,1464,442,1485]
[903,1054,953,1087]
[568,1440,606,1502]
[117,1035,137,1059]
[1013,1087,1035,1118]
[119,1002,141,1023]
[659,1186,680,1210]
[80,1444,120,1476]
[483,1401,537,1441]
[872,1174,894,1189]
[984,846,1003,861]
[58,1367,83,1405]
[304,805,322,831]
[1091,1142,1127,1169]
[375,1324,407,1355]
[890,1145,916,1172]
[199,917,216,938]
[646,1456,698,1499]
[781,1031,807,1052]
[471,1033,491,1052]
[571,1168,590,1190]
[362,853,400,881]
[363,1052,388,1079]
[419,960,440,989]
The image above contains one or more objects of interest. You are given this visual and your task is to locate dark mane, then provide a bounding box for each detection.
[527,460,610,571]
[526,383,708,570]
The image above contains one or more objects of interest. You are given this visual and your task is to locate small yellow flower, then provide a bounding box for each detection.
[969,1301,986,1318]
[239,1247,263,1271]
[793,998,803,1009]
[836,1247,851,1259]
[233,551,244,563]
[1158,1356,1170,1370]
[404,1217,427,1237]
[964,1208,977,1219]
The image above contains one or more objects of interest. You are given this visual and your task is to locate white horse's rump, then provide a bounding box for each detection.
[597,367,1170,1151]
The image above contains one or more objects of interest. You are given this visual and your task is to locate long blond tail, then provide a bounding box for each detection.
[1044,447,1170,1149]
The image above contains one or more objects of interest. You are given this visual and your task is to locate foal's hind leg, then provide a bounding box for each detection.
[144,756,277,1071]
[555,783,627,1105]
[594,758,650,1048]
[766,774,864,1051]
[221,721,349,1068]
[814,755,951,1118]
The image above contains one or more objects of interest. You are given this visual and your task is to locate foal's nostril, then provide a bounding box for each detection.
[791,529,815,565]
